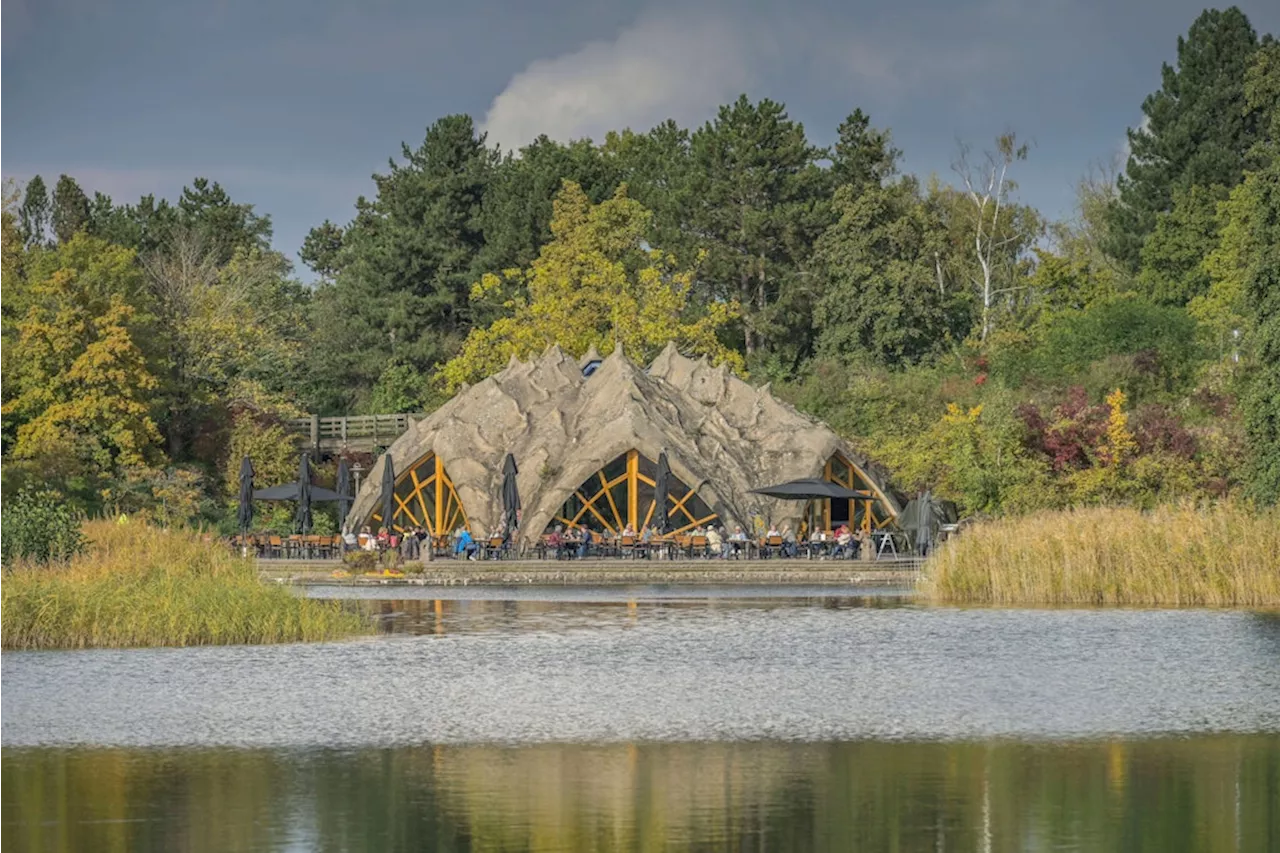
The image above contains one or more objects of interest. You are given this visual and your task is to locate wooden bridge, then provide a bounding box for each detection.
[287,413,426,454]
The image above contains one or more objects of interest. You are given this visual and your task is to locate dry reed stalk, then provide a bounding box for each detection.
[923,502,1280,606]
[2,521,366,650]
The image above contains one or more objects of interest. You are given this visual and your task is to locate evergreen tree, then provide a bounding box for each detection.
[18,175,50,248]
[1105,7,1260,270]
[306,115,496,412]
[51,175,91,244]
[689,95,829,360]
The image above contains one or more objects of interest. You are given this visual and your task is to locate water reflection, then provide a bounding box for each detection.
[355,594,913,636]
[5,737,1278,852]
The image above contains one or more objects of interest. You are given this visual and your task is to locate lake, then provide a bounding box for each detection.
[4,588,1279,851]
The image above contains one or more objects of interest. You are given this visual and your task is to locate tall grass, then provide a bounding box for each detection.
[2,521,366,650]
[924,502,1280,606]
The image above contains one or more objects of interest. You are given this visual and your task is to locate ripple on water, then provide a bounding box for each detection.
[3,603,1278,748]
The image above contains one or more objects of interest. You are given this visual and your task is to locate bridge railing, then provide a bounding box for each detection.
[286,414,426,449]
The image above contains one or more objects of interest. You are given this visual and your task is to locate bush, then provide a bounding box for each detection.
[1,487,86,567]
[1029,297,1202,394]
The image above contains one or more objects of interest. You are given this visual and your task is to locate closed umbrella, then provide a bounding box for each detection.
[295,453,313,534]
[653,451,672,534]
[336,459,352,531]
[501,453,520,538]
[236,457,254,535]
[381,454,396,532]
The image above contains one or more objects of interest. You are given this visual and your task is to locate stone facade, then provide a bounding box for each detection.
[347,343,901,544]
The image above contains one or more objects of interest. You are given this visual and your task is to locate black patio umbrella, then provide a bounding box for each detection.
[335,458,352,530]
[253,483,343,501]
[501,453,520,538]
[236,457,254,534]
[653,451,672,534]
[749,479,863,500]
[380,454,396,532]
[296,453,313,534]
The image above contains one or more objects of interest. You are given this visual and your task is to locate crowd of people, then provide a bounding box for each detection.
[340,519,883,562]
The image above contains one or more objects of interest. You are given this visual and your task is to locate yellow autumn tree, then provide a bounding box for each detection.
[438,181,743,391]
[1,234,163,503]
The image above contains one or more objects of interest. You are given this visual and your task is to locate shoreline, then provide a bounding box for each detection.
[258,557,925,587]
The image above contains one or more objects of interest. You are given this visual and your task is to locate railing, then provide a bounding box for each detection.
[286,414,426,451]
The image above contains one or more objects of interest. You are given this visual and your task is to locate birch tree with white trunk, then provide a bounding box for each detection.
[952,133,1030,342]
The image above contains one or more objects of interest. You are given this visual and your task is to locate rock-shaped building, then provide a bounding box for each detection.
[347,343,902,544]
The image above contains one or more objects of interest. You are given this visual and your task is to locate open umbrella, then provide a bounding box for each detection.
[653,451,672,534]
[501,453,520,538]
[336,458,352,530]
[749,479,863,500]
[253,483,343,501]
[380,454,396,532]
[236,457,254,535]
[296,453,313,534]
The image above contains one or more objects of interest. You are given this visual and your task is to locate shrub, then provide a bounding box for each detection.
[1,487,86,567]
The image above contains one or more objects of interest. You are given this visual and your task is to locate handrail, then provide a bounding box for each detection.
[286,413,428,447]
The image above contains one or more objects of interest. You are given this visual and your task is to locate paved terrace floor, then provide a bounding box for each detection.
[257,557,925,586]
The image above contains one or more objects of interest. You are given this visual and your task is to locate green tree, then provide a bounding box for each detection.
[0,487,86,566]
[813,177,961,365]
[1136,183,1230,305]
[175,178,273,266]
[1233,40,1280,501]
[51,174,90,244]
[830,108,900,192]
[307,115,496,412]
[689,96,829,360]
[18,175,50,248]
[299,219,344,282]
[1105,7,1261,270]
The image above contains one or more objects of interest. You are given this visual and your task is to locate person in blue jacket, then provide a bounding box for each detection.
[455,528,478,560]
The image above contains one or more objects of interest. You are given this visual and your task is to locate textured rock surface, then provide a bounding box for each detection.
[348,343,901,544]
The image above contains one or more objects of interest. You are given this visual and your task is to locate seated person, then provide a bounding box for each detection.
[705,525,723,558]
[728,526,749,558]
[360,525,377,551]
[780,525,797,558]
[376,527,390,549]
[454,528,477,560]
[621,524,637,539]
[342,527,359,550]
[547,525,564,559]
[833,525,853,558]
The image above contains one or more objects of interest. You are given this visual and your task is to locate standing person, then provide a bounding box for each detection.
[578,528,592,560]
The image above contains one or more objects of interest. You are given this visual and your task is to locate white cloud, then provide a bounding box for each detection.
[479,7,759,151]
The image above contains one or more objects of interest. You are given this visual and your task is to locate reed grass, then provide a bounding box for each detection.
[2,521,367,650]
[924,501,1280,606]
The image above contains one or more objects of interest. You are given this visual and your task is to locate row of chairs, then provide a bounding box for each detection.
[231,534,345,559]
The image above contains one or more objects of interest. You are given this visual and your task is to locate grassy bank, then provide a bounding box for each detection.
[924,502,1280,606]
[2,521,366,650]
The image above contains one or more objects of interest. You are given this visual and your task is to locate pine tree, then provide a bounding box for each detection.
[1105,7,1260,270]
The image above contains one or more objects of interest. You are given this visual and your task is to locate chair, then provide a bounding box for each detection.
[267,535,283,558]
[620,535,637,559]
[765,535,783,558]
[690,535,709,558]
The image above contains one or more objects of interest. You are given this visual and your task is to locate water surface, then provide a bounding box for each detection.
[4,594,1279,851]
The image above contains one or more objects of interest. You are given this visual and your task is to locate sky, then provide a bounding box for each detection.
[4,0,1278,279]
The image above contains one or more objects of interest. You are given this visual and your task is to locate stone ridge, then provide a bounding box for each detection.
[348,343,901,543]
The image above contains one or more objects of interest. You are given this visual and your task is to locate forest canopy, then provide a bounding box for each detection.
[3,6,1278,526]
